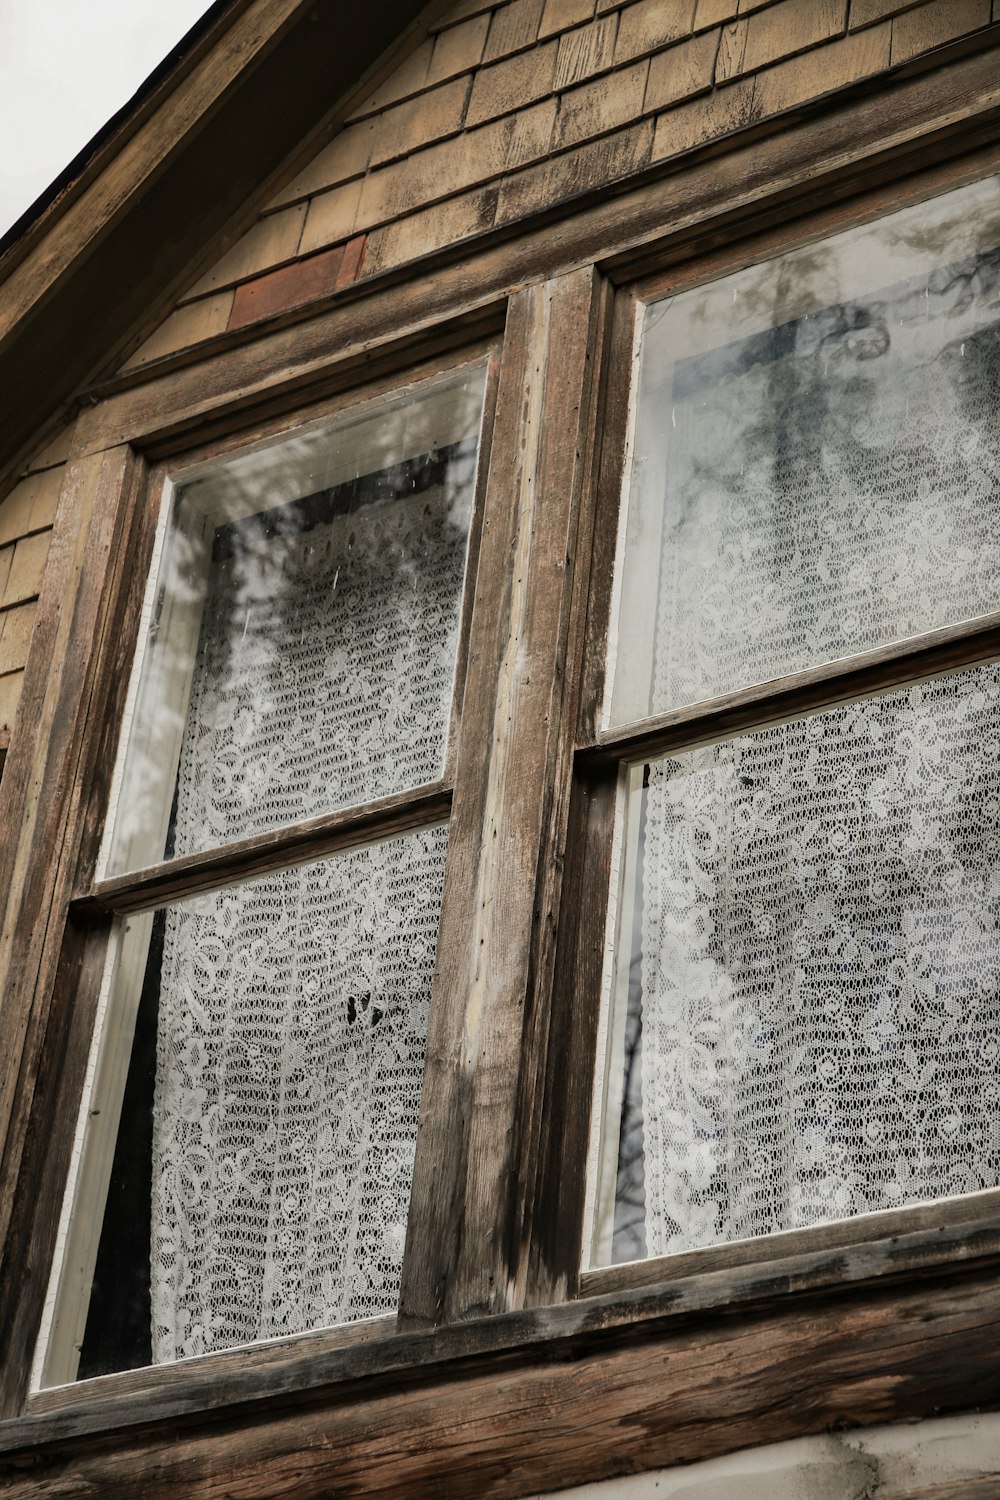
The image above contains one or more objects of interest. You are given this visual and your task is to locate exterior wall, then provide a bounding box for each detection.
[0,424,72,749]
[122,0,996,367]
[2,14,1000,1485]
[9,0,983,757]
[544,1411,1000,1498]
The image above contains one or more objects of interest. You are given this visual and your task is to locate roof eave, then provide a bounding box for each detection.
[0,0,436,490]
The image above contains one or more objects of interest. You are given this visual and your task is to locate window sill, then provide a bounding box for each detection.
[5,1205,1000,1498]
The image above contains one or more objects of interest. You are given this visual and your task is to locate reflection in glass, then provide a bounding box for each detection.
[609,174,1000,725]
[105,365,487,874]
[591,663,1000,1266]
[41,824,448,1383]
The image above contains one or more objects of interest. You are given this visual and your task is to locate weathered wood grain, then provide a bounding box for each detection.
[76,39,1000,456]
[503,273,613,1309]
[0,446,142,1415]
[448,344,503,743]
[522,762,618,1300]
[3,1243,1000,1496]
[581,1185,1000,1296]
[398,284,538,1329]
[399,267,606,1326]
[15,1209,1000,1442]
[120,292,235,368]
[0,467,63,548]
[4,26,1000,1493]
[903,1480,1000,1500]
[576,285,637,746]
[0,915,113,1418]
[0,682,18,744]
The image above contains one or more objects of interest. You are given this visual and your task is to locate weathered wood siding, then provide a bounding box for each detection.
[123,0,995,365]
[5,0,996,747]
[0,426,73,750]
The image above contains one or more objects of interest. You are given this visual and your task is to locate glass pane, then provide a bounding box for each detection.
[609,174,1000,725]
[590,662,1000,1267]
[40,823,448,1383]
[105,365,487,874]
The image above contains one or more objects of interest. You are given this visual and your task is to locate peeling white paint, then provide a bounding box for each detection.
[532,1411,1000,1500]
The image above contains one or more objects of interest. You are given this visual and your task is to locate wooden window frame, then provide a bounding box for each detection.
[38,350,501,1390]
[2,48,1000,1495]
[560,228,1000,1305]
[0,265,612,1415]
[11,336,509,1392]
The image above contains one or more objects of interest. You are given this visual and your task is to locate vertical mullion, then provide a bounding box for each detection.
[400,267,610,1328]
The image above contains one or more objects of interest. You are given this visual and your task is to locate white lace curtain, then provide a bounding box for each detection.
[636,272,1000,1257]
[151,486,464,1361]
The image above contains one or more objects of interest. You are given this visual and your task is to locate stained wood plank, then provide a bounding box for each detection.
[399,267,607,1327]
[12,1209,1000,1443]
[226,242,355,329]
[588,609,1000,765]
[3,1247,1000,1496]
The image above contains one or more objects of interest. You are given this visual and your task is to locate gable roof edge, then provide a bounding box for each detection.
[0,0,440,492]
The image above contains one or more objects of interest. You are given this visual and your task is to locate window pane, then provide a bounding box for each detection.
[590,662,1000,1267]
[40,823,448,1383]
[609,175,1000,725]
[105,366,486,874]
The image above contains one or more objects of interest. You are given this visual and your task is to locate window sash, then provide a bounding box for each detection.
[580,177,1000,1280]
[32,349,501,1390]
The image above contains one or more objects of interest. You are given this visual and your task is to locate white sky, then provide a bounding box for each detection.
[0,0,215,236]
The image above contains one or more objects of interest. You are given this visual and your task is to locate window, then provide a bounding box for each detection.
[35,361,490,1383]
[6,60,1000,1497]
[586,172,1000,1271]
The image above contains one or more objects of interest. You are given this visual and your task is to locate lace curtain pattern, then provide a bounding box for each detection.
[631,257,1000,1258]
[648,253,1000,714]
[173,482,469,847]
[641,671,1000,1256]
[151,485,464,1360]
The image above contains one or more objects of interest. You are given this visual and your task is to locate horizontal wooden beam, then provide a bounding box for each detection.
[80,783,453,912]
[5,1213,1000,1496]
[65,38,1000,471]
[587,610,1000,766]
